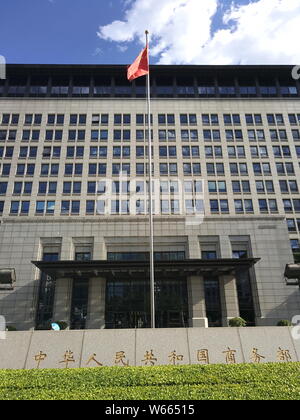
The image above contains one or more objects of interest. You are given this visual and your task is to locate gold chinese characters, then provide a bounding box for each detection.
[32,345,294,369]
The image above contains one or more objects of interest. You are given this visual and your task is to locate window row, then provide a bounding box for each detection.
[0,160,299,178]
[3,112,300,127]
[1,128,300,143]
[3,144,300,160]
[1,178,298,197]
[2,84,298,98]
[2,197,300,216]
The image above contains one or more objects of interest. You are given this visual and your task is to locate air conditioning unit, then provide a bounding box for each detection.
[0,269,16,290]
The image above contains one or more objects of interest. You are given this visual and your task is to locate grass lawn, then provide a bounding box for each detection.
[0,363,300,400]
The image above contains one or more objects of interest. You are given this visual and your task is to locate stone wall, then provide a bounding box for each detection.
[0,327,299,370]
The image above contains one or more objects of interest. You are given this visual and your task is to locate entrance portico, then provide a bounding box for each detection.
[32,258,259,330]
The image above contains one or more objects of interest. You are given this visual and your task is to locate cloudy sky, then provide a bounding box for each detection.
[1,0,300,65]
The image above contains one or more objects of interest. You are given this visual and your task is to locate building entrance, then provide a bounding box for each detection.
[105,277,189,329]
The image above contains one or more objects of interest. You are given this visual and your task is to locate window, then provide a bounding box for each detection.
[283,199,293,212]
[113,130,122,141]
[287,219,297,232]
[202,251,217,260]
[180,114,188,125]
[169,163,178,175]
[224,114,232,125]
[0,182,7,195]
[91,130,99,141]
[48,182,57,194]
[136,163,145,175]
[114,114,122,125]
[86,200,95,214]
[259,146,268,157]
[61,201,70,214]
[244,199,254,212]
[101,114,109,125]
[22,130,30,141]
[46,201,55,214]
[259,199,268,212]
[31,130,40,141]
[24,114,33,125]
[292,130,300,141]
[167,114,175,125]
[13,182,22,195]
[71,201,80,214]
[38,182,47,194]
[210,200,219,213]
[269,199,278,212]
[36,201,45,214]
[75,252,92,262]
[234,200,244,213]
[70,114,78,125]
[10,201,20,214]
[2,114,10,125]
[16,164,25,176]
[159,163,168,176]
[2,164,11,176]
[65,164,73,176]
[256,181,264,193]
[78,130,85,141]
[68,130,76,141]
[62,182,72,194]
[266,181,275,193]
[51,86,69,97]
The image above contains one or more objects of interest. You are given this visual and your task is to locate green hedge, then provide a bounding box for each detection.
[0,363,300,400]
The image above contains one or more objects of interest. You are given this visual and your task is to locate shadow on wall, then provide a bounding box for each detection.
[262,288,300,326]
[0,278,39,331]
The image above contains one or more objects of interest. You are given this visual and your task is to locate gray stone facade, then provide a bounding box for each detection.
[0,215,299,330]
[1,65,300,330]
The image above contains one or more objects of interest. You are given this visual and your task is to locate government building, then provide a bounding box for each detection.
[0,64,300,331]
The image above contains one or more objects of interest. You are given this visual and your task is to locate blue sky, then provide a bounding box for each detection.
[1,0,300,65]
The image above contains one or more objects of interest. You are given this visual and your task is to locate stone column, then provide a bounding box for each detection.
[86,277,106,329]
[52,278,73,326]
[219,275,240,327]
[188,276,208,328]
[188,236,201,259]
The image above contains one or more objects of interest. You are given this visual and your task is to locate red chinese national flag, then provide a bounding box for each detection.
[127,46,149,81]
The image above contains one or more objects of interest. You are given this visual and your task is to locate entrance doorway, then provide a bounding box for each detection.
[105,277,189,329]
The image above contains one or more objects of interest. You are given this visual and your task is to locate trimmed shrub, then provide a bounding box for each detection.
[0,363,300,400]
[229,317,247,327]
[6,326,17,332]
[277,320,292,327]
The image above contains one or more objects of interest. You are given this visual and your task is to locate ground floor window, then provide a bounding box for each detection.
[204,276,222,327]
[107,252,186,261]
[105,277,189,329]
[236,271,256,326]
[35,253,59,330]
[70,279,89,330]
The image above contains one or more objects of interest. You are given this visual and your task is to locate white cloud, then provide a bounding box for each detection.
[98,0,218,63]
[98,0,300,64]
[203,0,300,65]
[117,45,129,53]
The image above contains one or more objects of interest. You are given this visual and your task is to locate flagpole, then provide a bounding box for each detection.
[145,30,156,329]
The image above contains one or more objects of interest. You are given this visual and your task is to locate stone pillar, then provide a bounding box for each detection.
[188,276,208,328]
[52,278,73,326]
[86,277,106,329]
[188,236,201,259]
[219,275,240,327]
